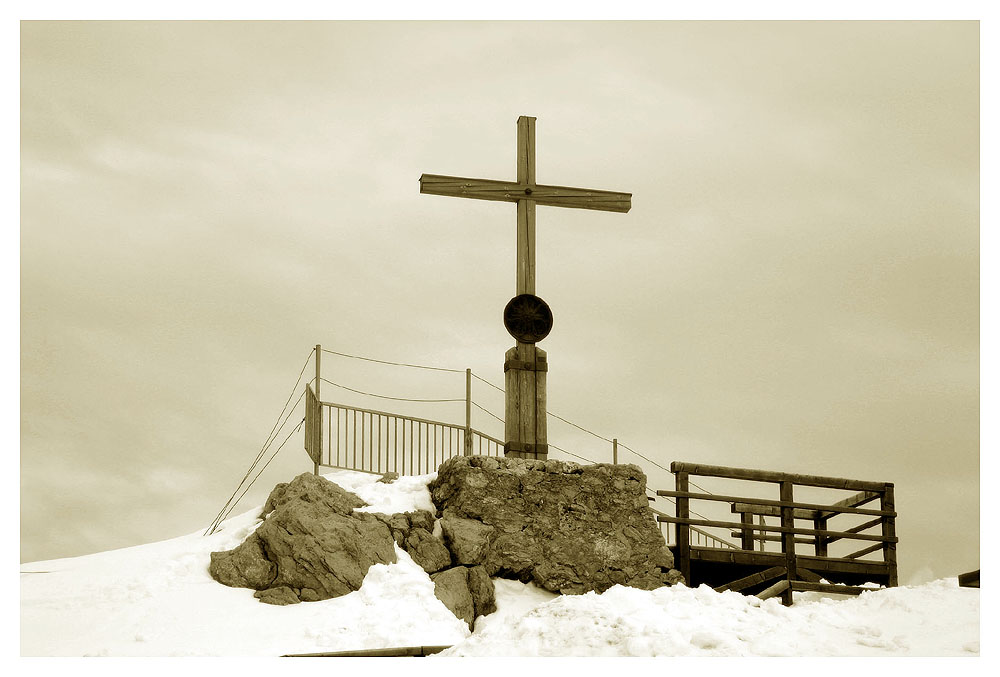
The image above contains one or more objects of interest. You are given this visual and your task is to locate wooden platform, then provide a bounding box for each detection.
[658,462,898,605]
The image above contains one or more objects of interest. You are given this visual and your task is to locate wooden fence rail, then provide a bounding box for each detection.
[656,461,898,606]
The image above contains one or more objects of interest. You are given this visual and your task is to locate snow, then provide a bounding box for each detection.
[20,470,980,659]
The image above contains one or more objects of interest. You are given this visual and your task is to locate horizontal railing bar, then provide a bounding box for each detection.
[822,516,885,544]
[728,532,817,545]
[321,400,465,432]
[789,581,881,596]
[843,542,885,560]
[669,461,891,492]
[731,502,819,520]
[656,490,895,518]
[471,430,505,448]
[657,516,897,543]
[316,463,384,476]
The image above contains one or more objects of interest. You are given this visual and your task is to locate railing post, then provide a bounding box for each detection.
[612,438,618,464]
[881,484,898,587]
[314,344,322,475]
[779,481,795,606]
[740,511,754,551]
[464,368,473,456]
[676,471,691,586]
[814,515,828,558]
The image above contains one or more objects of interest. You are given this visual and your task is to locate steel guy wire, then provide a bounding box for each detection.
[321,348,464,373]
[319,378,465,404]
[216,417,305,530]
[203,350,312,535]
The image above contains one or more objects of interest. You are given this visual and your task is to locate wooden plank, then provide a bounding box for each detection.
[715,566,786,593]
[283,645,452,657]
[676,472,691,585]
[881,485,899,587]
[739,512,755,551]
[669,461,890,492]
[779,481,795,605]
[658,490,895,518]
[657,516,898,543]
[418,174,632,212]
[731,502,818,520]
[756,579,790,601]
[795,566,824,583]
[729,532,816,545]
[690,546,785,567]
[822,516,884,545]
[817,490,881,519]
[796,554,890,577]
[958,570,980,588]
[844,542,883,560]
[790,581,881,596]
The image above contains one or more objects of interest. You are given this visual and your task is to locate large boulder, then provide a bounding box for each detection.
[430,565,497,630]
[209,473,397,604]
[428,456,681,594]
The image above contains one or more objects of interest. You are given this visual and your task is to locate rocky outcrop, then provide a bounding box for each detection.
[428,456,682,595]
[209,473,398,604]
[430,565,497,630]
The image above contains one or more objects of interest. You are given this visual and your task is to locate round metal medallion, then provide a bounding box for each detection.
[503,294,553,343]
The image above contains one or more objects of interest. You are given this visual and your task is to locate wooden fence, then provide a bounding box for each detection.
[656,461,898,606]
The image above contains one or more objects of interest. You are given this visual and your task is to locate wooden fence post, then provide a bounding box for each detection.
[613,438,618,464]
[740,512,754,551]
[676,471,691,586]
[779,481,795,606]
[314,344,322,475]
[464,368,473,456]
[814,515,828,558]
[881,484,898,587]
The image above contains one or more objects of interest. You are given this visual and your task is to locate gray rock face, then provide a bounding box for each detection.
[428,456,681,594]
[209,473,396,603]
[430,565,496,630]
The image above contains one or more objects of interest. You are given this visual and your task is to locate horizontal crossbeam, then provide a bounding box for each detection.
[419,174,631,213]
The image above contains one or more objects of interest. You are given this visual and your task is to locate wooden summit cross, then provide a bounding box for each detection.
[420,115,631,460]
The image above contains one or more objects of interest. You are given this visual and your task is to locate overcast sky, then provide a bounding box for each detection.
[20,20,979,584]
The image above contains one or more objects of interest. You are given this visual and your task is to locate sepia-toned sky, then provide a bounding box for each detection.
[20,20,979,584]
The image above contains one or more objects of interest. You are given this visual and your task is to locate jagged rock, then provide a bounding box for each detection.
[208,532,275,589]
[372,509,437,548]
[440,515,495,565]
[209,473,396,602]
[259,482,288,518]
[404,527,452,574]
[431,565,495,630]
[428,456,681,594]
[377,472,400,484]
[467,565,497,618]
[254,586,300,606]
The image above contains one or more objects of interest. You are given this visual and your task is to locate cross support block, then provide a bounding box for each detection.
[504,343,547,459]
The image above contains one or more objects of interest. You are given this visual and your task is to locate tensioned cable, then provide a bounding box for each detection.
[471,401,505,425]
[203,350,313,535]
[215,417,305,529]
[204,386,309,535]
[319,377,464,403]
[470,372,505,393]
[547,443,596,465]
[321,348,463,373]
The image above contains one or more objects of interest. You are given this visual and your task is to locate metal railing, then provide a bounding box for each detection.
[306,390,504,475]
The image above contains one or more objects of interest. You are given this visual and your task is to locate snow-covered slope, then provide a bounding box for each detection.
[20,470,979,657]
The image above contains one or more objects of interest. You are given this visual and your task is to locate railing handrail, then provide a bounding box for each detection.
[656,490,896,518]
[321,400,505,448]
[670,461,892,492]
